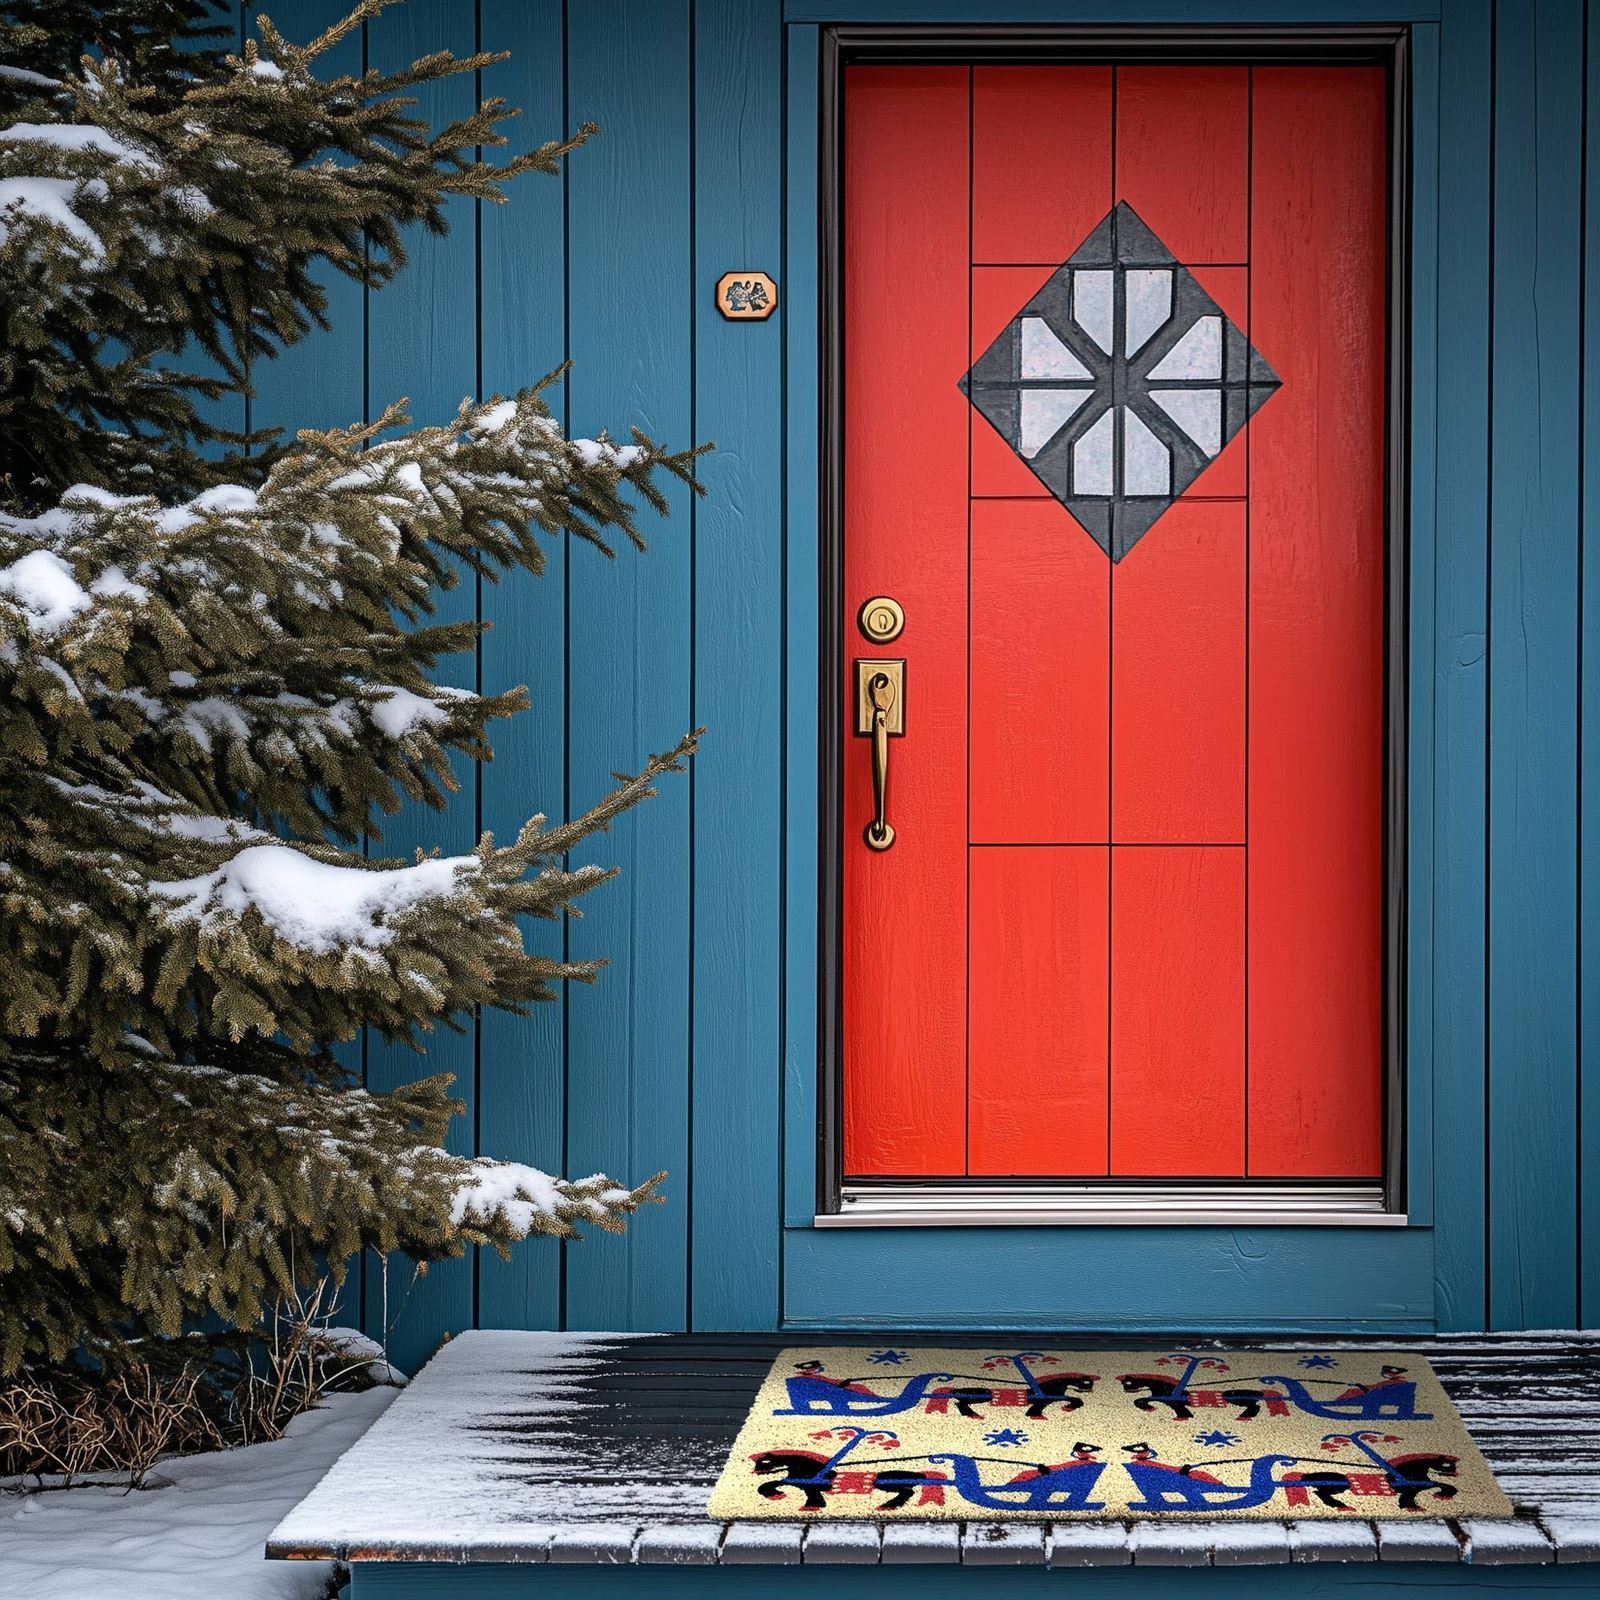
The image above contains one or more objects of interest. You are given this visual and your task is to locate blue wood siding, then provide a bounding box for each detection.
[237,0,1596,1360]
[352,1561,1600,1597]
[1430,0,1493,1332]
[476,0,570,1338]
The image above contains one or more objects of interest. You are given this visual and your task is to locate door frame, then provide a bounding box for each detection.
[811,24,1413,1223]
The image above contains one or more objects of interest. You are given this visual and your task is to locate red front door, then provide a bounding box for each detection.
[841,63,1387,1183]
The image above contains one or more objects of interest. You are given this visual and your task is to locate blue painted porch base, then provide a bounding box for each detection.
[781,1226,1433,1330]
[352,1560,1596,1598]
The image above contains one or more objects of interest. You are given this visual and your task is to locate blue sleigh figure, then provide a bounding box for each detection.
[773,1362,960,1418]
[928,1450,1109,1513]
[1121,1442,1300,1513]
[773,1352,1097,1422]
[1253,1365,1433,1424]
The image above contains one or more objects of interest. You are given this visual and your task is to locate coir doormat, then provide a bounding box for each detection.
[706,1347,1513,1521]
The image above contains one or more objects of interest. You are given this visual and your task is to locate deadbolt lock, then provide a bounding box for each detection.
[858,594,905,644]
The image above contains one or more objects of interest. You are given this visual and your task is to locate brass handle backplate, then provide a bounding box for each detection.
[855,658,904,851]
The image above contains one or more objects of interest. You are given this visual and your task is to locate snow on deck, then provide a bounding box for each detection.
[269,1331,668,1557]
[267,1329,1600,1569]
[2,1385,397,1600]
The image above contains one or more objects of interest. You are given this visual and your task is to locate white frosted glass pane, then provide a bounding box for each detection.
[1122,407,1170,496]
[1124,269,1172,356]
[1148,314,1223,380]
[1018,387,1092,458]
[1150,388,1223,457]
[1073,270,1114,353]
[1020,316,1092,379]
[1072,406,1115,494]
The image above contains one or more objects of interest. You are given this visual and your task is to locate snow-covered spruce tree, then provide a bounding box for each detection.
[0,0,703,1374]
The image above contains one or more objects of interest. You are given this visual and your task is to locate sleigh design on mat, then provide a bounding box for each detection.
[706,1346,1511,1522]
[750,1428,1111,1514]
[774,1352,1098,1421]
[1118,1353,1434,1425]
[744,1427,1463,1517]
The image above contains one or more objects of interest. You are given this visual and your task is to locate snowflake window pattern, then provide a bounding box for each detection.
[960,202,1281,561]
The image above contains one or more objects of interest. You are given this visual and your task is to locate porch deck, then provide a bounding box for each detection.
[269,1330,1600,1582]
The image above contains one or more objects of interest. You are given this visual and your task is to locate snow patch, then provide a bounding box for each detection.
[0,64,62,90]
[450,1160,565,1234]
[323,1328,408,1388]
[472,399,518,434]
[164,184,213,219]
[179,696,251,752]
[267,1332,659,1552]
[571,438,642,469]
[0,549,90,632]
[0,174,102,260]
[89,564,149,603]
[0,1387,397,1600]
[0,121,155,168]
[191,483,261,516]
[151,844,475,952]
[62,483,142,509]
[370,686,451,740]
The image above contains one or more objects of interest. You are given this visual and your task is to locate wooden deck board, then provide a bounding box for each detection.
[1287,1519,1380,1561]
[1460,1518,1556,1563]
[802,1523,882,1563]
[962,1524,1048,1564]
[1129,1522,1216,1566]
[268,1329,1600,1569]
[880,1523,963,1563]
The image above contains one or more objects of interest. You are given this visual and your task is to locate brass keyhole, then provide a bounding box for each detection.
[858,595,905,644]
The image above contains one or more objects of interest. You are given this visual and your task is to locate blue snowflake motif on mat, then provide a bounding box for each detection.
[1297,1355,1339,1369]
[983,1428,1030,1448]
[1193,1430,1241,1449]
[867,1348,909,1365]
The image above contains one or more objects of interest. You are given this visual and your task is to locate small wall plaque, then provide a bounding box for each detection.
[716,271,777,321]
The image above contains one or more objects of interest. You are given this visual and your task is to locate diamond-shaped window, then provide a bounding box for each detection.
[960,202,1281,561]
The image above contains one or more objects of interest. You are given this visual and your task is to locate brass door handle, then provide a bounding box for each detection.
[855,658,904,851]
[867,674,895,850]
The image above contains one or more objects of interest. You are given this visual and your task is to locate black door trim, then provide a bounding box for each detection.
[815,24,1412,1221]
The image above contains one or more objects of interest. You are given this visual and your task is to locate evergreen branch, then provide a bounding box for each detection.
[0,0,704,1381]
[0,0,603,506]
[0,1046,664,1373]
[515,731,702,863]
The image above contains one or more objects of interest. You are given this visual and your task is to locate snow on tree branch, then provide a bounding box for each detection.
[0,0,703,1378]
[1,0,602,501]
[0,1047,662,1370]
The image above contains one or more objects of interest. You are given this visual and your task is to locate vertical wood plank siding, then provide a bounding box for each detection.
[690,0,785,1329]
[562,0,694,1335]
[1485,0,1583,1333]
[1584,0,1600,1331]
[358,0,481,1370]
[236,0,1597,1349]
[476,0,569,1338]
[1430,0,1494,1331]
